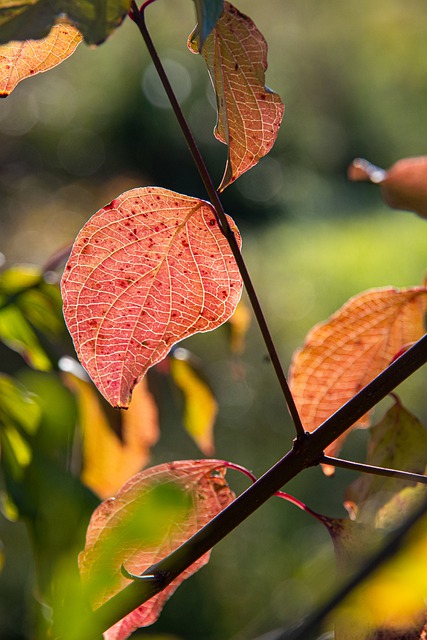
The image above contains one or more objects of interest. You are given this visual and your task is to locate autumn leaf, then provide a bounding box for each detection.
[188,2,284,191]
[348,156,427,219]
[61,187,243,408]
[170,348,217,455]
[0,0,131,46]
[289,286,427,470]
[227,298,251,355]
[79,459,235,639]
[345,401,427,529]
[0,23,82,97]
[64,371,159,499]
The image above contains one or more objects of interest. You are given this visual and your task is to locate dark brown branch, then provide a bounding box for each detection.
[90,334,427,634]
[321,455,427,484]
[128,0,305,439]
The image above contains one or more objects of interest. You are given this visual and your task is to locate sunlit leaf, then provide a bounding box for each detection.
[227,298,251,354]
[65,372,159,499]
[0,265,64,370]
[333,515,427,640]
[0,0,132,46]
[170,348,217,455]
[192,0,223,51]
[79,460,235,638]
[0,23,82,96]
[189,2,284,191]
[289,286,427,471]
[345,401,427,528]
[348,156,427,219]
[61,187,243,408]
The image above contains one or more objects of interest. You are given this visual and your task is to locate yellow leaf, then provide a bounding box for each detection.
[170,349,217,456]
[65,374,159,499]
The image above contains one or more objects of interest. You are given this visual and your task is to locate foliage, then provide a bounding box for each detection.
[0,1,426,640]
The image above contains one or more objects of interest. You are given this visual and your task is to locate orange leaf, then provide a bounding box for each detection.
[289,286,427,471]
[61,187,243,408]
[79,460,235,639]
[0,23,82,97]
[189,2,284,191]
[348,156,427,219]
[65,374,159,499]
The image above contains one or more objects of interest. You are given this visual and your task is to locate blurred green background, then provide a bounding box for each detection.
[0,0,426,638]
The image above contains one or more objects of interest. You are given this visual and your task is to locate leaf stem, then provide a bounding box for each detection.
[89,334,427,634]
[321,455,427,484]
[128,0,305,439]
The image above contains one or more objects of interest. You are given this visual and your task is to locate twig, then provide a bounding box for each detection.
[321,455,427,484]
[128,0,305,439]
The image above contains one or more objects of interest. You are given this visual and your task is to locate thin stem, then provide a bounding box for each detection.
[321,455,427,485]
[128,0,305,439]
[90,335,427,634]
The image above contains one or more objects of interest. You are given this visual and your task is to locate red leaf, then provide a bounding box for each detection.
[289,286,427,472]
[0,24,82,97]
[61,187,243,408]
[189,2,284,191]
[79,460,235,639]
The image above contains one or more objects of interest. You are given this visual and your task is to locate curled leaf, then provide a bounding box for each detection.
[189,2,284,191]
[348,156,427,219]
[289,286,427,471]
[79,459,235,639]
[61,187,243,408]
[0,23,82,97]
[192,0,224,51]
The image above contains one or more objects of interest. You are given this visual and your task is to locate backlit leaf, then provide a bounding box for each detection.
[289,286,427,470]
[188,2,284,191]
[170,348,217,455]
[0,0,131,46]
[0,264,64,370]
[61,187,243,408]
[79,460,235,638]
[227,298,251,354]
[0,23,82,97]
[192,0,223,51]
[348,156,427,219]
[345,401,427,529]
[65,373,159,499]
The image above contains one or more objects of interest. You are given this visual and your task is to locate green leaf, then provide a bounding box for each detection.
[0,0,132,46]
[345,400,427,528]
[0,265,64,370]
[192,0,223,51]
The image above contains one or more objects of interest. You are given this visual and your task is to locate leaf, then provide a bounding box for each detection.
[289,286,427,471]
[188,2,284,191]
[61,187,243,408]
[192,0,223,51]
[348,156,427,219]
[79,460,235,638]
[170,348,217,455]
[227,298,251,354]
[65,372,160,499]
[0,264,64,370]
[344,401,427,529]
[0,22,82,97]
[0,0,132,46]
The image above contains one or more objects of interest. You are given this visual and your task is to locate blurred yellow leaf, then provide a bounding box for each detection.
[227,299,251,355]
[170,349,217,456]
[0,23,82,97]
[65,374,159,499]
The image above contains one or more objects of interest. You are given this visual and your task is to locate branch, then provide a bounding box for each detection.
[128,0,305,439]
[89,334,427,634]
[321,455,427,485]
